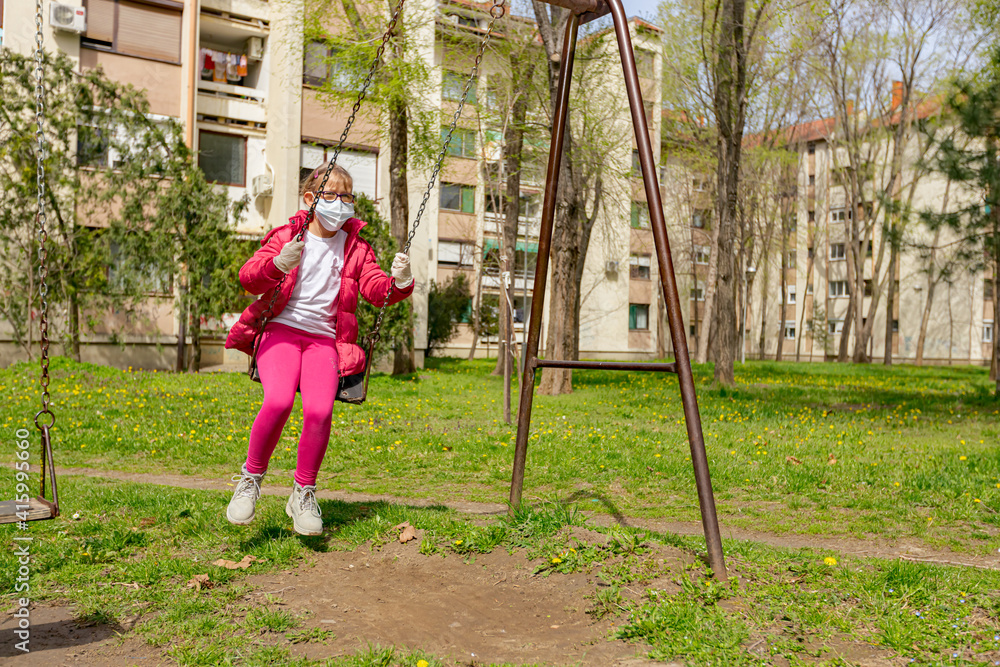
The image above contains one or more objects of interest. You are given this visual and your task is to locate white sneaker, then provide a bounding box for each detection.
[227,464,265,525]
[286,482,323,535]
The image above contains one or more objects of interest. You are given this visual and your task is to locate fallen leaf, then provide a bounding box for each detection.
[786,456,802,465]
[394,522,417,543]
[212,555,259,570]
[186,574,213,591]
[139,517,156,527]
[828,454,837,465]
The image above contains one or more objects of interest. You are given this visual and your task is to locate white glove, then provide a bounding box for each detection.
[273,238,305,273]
[391,252,413,287]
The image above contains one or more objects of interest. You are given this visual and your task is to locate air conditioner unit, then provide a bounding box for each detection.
[252,173,273,198]
[51,3,86,33]
[605,260,619,274]
[247,36,264,61]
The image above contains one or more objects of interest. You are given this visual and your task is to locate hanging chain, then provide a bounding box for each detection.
[34,0,55,432]
[253,0,407,336]
[368,0,506,344]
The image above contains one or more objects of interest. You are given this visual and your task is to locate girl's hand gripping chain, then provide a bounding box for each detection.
[273,239,306,273]
[391,253,412,288]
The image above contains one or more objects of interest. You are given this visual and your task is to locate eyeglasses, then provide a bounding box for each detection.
[316,191,355,204]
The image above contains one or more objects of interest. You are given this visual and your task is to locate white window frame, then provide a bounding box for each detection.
[787,285,796,304]
[694,245,709,265]
[829,280,848,298]
[784,321,796,340]
[829,242,846,260]
[828,319,844,334]
[986,320,995,343]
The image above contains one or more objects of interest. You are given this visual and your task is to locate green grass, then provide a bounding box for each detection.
[1,356,1000,665]
[1,355,998,552]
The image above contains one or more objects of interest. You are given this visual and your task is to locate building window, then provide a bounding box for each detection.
[630,254,651,280]
[864,279,873,297]
[787,285,796,304]
[784,321,796,339]
[789,219,798,233]
[442,70,477,103]
[442,128,477,158]
[690,324,697,337]
[985,320,994,343]
[629,303,649,330]
[303,43,358,89]
[808,210,815,222]
[831,208,852,223]
[694,245,709,265]
[828,319,844,334]
[82,0,182,64]
[635,49,655,78]
[198,130,246,187]
[806,281,814,295]
[693,178,708,192]
[807,246,815,259]
[829,280,848,298]
[632,150,642,177]
[438,240,475,267]
[985,279,995,300]
[808,141,816,155]
[786,250,797,269]
[690,280,704,301]
[808,174,815,186]
[692,209,709,229]
[440,183,475,213]
[630,201,650,229]
[830,242,846,260]
[892,319,899,333]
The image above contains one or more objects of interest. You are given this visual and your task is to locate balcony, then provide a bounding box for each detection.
[197,9,269,125]
[197,81,267,124]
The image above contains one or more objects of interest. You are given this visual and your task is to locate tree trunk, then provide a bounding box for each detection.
[708,0,748,387]
[388,62,414,374]
[189,314,202,373]
[467,266,483,360]
[695,219,722,364]
[838,295,853,362]
[492,62,531,377]
[775,234,787,362]
[69,290,81,363]
[531,3,602,396]
[884,239,897,365]
[175,288,187,373]
[914,227,941,366]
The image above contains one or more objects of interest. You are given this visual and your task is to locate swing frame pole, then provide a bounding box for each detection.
[508,0,727,581]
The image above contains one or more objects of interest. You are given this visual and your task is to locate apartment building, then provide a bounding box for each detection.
[2,0,677,369]
[734,116,993,366]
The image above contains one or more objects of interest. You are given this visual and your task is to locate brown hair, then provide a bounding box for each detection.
[300,163,353,197]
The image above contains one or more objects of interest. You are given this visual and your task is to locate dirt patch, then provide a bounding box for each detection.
[0,604,166,666]
[244,539,660,666]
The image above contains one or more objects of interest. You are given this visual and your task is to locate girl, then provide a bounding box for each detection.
[224,164,414,535]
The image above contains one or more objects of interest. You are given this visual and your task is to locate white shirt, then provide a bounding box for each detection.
[270,229,347,338]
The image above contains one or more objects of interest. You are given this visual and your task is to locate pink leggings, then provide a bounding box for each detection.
[245,322,339,487]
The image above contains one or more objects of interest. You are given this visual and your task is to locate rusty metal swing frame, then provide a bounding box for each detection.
[507,0,727,579]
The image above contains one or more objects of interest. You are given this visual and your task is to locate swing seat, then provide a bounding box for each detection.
[0,496,58,524]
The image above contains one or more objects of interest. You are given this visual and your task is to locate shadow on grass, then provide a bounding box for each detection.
[558,489,630,527]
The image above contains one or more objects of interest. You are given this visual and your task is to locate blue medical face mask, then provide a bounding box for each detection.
[314,198,353,232]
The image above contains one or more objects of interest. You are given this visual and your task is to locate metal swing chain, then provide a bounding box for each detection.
[34,0,57,511]
[367,0,507,346]
[253,0,407,336]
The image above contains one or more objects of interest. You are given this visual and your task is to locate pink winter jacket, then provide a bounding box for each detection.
[224,210,414,377]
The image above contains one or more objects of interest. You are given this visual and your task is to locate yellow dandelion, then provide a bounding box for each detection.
[823,557,837,566]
